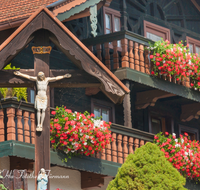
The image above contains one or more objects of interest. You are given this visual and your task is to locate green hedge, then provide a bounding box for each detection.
[107,142,186,190]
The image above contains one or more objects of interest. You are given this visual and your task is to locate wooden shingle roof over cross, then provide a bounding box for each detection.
[0,6,129,104]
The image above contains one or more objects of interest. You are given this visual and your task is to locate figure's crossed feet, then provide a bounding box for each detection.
[36,125,43,131]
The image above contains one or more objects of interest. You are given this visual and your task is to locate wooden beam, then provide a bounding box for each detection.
[181,103,200,122]
[81,171,106,189]
[136,90,176,109]
[85,87,100,96]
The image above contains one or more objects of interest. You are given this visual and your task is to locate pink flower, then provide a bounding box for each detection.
[51,111,56,115]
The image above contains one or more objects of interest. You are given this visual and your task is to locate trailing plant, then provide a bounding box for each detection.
[154,132,200,182]
[0,64,27,101]
[50,106,112,159]
[107,142,186,190]
[148,39,200,89]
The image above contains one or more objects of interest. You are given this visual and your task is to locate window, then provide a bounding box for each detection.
[186,36,200,54]
[144,20,170,42]
[27,88,35,104]
[91,98,115,123]
[179,125,199,140]
[149,111,173,134]
[103,7,121,34]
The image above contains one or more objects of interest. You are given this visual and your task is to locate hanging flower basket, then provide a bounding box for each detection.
[154,132,200,181]
[148,39,200,89]
[50,106,112,158]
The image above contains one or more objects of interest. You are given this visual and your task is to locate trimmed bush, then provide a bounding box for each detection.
[107,142,186,190]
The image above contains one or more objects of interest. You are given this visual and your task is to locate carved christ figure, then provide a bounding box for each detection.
[14,71,71,131]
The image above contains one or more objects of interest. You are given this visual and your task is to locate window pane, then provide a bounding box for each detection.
[151,118,162,134]
[30,90,35,104]
[102,109,109,122]
[114,17,120,32]
[196,46,200,54]
[106,29,111,34]
[146,32,162,41]
[105,14,111,30]
[189,43,193,53]
[94,107,101,118]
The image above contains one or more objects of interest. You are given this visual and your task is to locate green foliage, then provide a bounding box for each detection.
[107,142,187,190]
[0,64,27,102]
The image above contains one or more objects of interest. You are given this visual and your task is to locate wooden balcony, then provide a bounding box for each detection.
[0,98,154,165]
[82,30,190,88]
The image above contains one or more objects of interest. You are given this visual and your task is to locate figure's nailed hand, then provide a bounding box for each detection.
[14,71,20,75]
[64,74,71,78]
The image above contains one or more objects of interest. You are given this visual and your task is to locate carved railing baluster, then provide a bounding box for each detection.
[30,113,35,144]
[112,133,117,162]
[23,111,30,143]
[140,139,145,147]
[144,48,150,74]
[123,136,128,161]
[134,138,139,150]
[96,44,102,61]
[101,148,106,160]
[17,109,23,142]
[88,45,93,52]
[134,42,140,71]
[104,42,111,69]
[113,40,119,69]
[129,137,134,154]
[7,108,16,140]
[117,134,123,164]
[121,38,129,67]
[139,44,145,73]
[129,40,134,69]
[106,142,112,161]
[0,109,4,142]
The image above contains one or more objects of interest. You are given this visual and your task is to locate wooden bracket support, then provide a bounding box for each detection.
[81,171,106,189]
[136,90,175,109]
[181,103,200,122]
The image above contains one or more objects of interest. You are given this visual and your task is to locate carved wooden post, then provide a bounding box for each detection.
[134,138,139,150]
[121,38,129,67]
[134,42,140,71]
[123,80,132,128]
[139,44,145,73]
[123,136,128,161]
[106,142,112,161]
[129,40,134,69]
[113,40,119,69]
[96,44,102,61]
[183,77,190,88]
[112,133,117,162]
[144,48,150,74]
[24,111,30,143]
[129,137,134,154]
[7,108,16,140]
[30,113,35,144]
[117,134,123,164]
[0,109,4,142]
[104,42,111,69]
[17,109,23,142]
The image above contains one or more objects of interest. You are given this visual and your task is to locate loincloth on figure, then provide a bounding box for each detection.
[35,95,47,110]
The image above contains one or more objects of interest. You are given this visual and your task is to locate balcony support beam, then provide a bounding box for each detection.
[181,103,200,122]
[123,80,132,128]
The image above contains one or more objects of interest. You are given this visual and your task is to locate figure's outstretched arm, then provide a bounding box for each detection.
[47,73,71,82]
[14,71,37,81]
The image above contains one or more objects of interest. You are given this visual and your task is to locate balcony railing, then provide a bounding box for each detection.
[0,98,154,165]
[82,30,190,88]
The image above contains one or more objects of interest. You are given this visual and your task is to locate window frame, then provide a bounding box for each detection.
[148,109,174,134]
[103,6,121,34]
[91,98,115,123]
[179,124,199,140]
[144,20,171,42]
[186,36,200,54]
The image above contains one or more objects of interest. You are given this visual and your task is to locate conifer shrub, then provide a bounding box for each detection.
[107,142,187,190]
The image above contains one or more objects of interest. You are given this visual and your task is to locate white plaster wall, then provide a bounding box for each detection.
[0,156,10,170]
[28,166,81,190]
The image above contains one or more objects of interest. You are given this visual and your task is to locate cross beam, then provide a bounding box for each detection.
[0,69,101,88]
